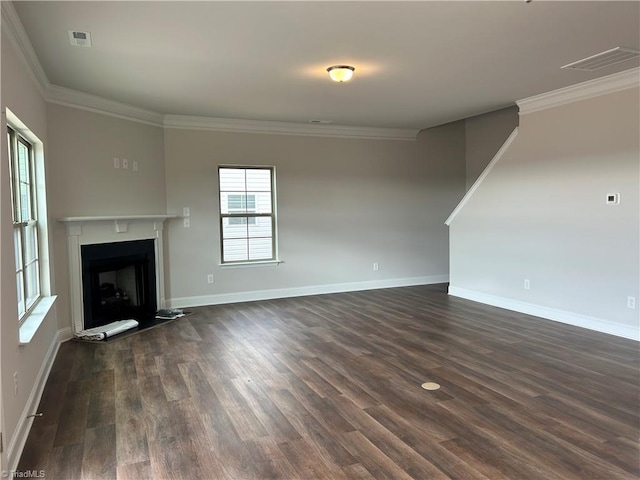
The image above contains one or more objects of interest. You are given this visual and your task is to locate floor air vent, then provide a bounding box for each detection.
[562,47,640,71]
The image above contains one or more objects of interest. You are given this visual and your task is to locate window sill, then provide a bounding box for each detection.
[219,259,283,269]
[19,295,57,345]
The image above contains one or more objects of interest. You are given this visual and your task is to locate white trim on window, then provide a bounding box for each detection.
[218,165,278,264]
[7,108,54,342]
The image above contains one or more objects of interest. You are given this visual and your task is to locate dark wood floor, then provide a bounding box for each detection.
[19,284,639,479]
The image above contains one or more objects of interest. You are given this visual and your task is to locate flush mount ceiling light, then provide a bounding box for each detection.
[327,65,355,82]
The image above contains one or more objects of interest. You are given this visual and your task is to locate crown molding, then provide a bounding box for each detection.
[1,0,49,96]
[517,67,640,115]
[47,85,165,127]
[163,115,418,141]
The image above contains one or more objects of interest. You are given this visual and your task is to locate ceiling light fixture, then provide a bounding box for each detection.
[327,65,355,82]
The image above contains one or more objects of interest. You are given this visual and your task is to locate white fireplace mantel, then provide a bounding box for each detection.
[59,214,177,333]
[59,214,176,235]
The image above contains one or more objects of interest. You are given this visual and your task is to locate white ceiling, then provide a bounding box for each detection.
[11,1,640,130]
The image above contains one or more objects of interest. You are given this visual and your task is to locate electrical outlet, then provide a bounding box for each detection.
[606,193,620,205]
[183,218,190,228]
[113,157,120,169]
[628,296,636,309]
[183,207,190,217]
[373,262,379,271]
[524,279,531,290]
[13,371,18,397]
[207,274,214,284]
[122,158,129,169]
[132,160,138,172]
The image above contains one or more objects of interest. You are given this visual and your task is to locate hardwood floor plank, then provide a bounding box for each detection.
[177,362,220,410]
[133,353,158,378]
[269,388,357,468]
[331,394,452,479]
[243,437,301,480]
[278,437,348,480]
[138,375,185,442]
[203,373,270,442]
[339,430,415,480]
[47,444,84,480]
[18,284,639,479]
[301,356,381,409]
[275,351,343,398]
[115,386,149,466]
[341,463,376,480]
[439,437,519,480]
[230,377,302,443]
[69,342,99,381]
[147,437,203,480]
[530,392,638,441]
[440,399,634,480]
[545,425,640,477]
[82,424,117,480]
[16,423,56,474]
[114,348,137,392]
[87,370,116,428]
[116,460,152,480]
[52,377,92,446]
[286,376,357,435]
[364,403,493,480]
[155,355,190,402]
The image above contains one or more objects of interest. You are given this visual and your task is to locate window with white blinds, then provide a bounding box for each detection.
[218,166,276,263]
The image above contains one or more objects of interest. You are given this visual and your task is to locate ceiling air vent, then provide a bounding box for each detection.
[561,47,639,71]
[68,30,92,47]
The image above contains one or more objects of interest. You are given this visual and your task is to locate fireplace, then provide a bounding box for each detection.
[81,239,156,329]
[59,214,174,336]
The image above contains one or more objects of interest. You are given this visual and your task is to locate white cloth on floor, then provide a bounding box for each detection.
[75,319,139,341]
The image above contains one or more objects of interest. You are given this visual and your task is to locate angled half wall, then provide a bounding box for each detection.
[446,68,640,340]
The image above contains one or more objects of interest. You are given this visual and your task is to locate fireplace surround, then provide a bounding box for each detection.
[59,215,174,334]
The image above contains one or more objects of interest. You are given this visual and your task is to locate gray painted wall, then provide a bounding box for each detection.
[449,87,640,338]
[46,104,166,218]
[1,31,57,469]
[465,106,519,191]
[164,123,465,305]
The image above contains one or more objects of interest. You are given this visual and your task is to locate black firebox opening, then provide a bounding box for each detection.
[81,239,156,330]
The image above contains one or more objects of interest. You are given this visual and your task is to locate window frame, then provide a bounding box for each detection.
[218,165,277,264]
[8,126,41,323]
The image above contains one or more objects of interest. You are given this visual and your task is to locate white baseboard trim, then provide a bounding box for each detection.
[168,275,449,309]
[7,328,66,471]
[448,286,639,341]
[57,327,73,342]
